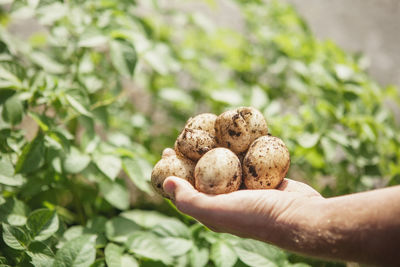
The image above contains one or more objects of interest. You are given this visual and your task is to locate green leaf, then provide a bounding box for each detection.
[120,210,170,229]
[2,95,23,125]
[160,237,193,256]
[120,254,139,267]
[0,198,30,226]
[66,95,92,117]
[105,243,123,267]
[105,243,139,267]
[159,88,193,106]
[86,216,107,233]
[210,241,237,267]
[125,231,172,265]
[122,157,153,194]
[0,158,24,186]
[105,217,141,243]
[152,218,190,239]
[99,178,129,210]
[63,147,91,174]
[78,34,108,48]
[0,61,23,89]
[211,89,243,106]
[94,154,121,181]
[15,134,45,174]
[110,38,137,78]
[63,226,85,241]
[297,133,320,148]
[190,245,209,267]
[2,223,30,250]
[53,235,96,267]
[250,86,268,109]
[26,241,55,267]
[233,239,285,267]
[90,259,106,267]
[30,51,65,74]
[27,209,59,241]
[28,112,50,132]
[61,226,106,249]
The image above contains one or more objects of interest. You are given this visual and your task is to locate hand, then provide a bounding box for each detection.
[161,148,325,251]
[161,148,400,265]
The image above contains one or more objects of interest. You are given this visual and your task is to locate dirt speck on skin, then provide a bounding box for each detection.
[232,113,240,127]
[228,129,241,137]
[249,165,258,177]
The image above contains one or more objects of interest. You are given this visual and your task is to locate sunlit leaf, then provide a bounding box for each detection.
[110,38,137,78]
[66,95,92,117]
[105,217,141,243]
[2,95,23,125]
[94,154,121,181]
[53,235,96,267]
[27,241,55,267]
[125,231,172,265]
[99,178,129,210]
[0,158,24,186]
[63,147,91,174]
[210,241,237,267]
[15,134,45,174]
[2,223,30,250]
[122,158,153,194]
[27,209,59,241]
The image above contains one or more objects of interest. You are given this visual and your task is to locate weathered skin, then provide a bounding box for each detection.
[185,113,217,136]
[215,107,268,154]
[175,128,217,161]
[243,135,290,189]
[151,154,195,198]
[195,148,242,194]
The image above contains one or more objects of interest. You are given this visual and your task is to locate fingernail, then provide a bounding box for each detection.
[163,177,176,200]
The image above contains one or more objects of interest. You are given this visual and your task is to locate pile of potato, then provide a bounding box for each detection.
[151,107,290,197]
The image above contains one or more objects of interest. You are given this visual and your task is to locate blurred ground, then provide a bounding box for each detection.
[285,0,400,88]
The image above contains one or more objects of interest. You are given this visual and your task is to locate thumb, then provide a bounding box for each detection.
[163,176,205,215]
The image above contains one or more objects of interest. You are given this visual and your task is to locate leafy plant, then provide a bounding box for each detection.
[0,0,399,266]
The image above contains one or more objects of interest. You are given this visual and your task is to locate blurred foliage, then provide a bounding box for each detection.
[0,0,399,266]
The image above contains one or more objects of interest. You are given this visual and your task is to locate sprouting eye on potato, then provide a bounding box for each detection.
[151,106,290,196]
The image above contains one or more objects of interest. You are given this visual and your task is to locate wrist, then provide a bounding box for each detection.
[279,196,329,255]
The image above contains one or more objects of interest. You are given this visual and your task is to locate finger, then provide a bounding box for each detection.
[162,148,176,158]
[277,178,321,197]
[163,176,217,218]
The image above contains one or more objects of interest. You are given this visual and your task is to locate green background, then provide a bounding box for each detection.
[0,0,399,266]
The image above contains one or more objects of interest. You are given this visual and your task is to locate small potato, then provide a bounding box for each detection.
[215,107,268,154]
[195,148,242,194]
[151,154,195,198]
[185,113,217,136]
[237,107,268,141]
[215,109,250,154]
[243,135,290,189]
[175,128,217,161]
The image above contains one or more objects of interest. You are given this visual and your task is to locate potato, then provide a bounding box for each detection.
[175,128,217,161]
[151,154,195,198]
[195,148,242,194]
[237,107,268,141]
[215,107,268,154]
[185,113,217,136]
[243,135,290,189]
